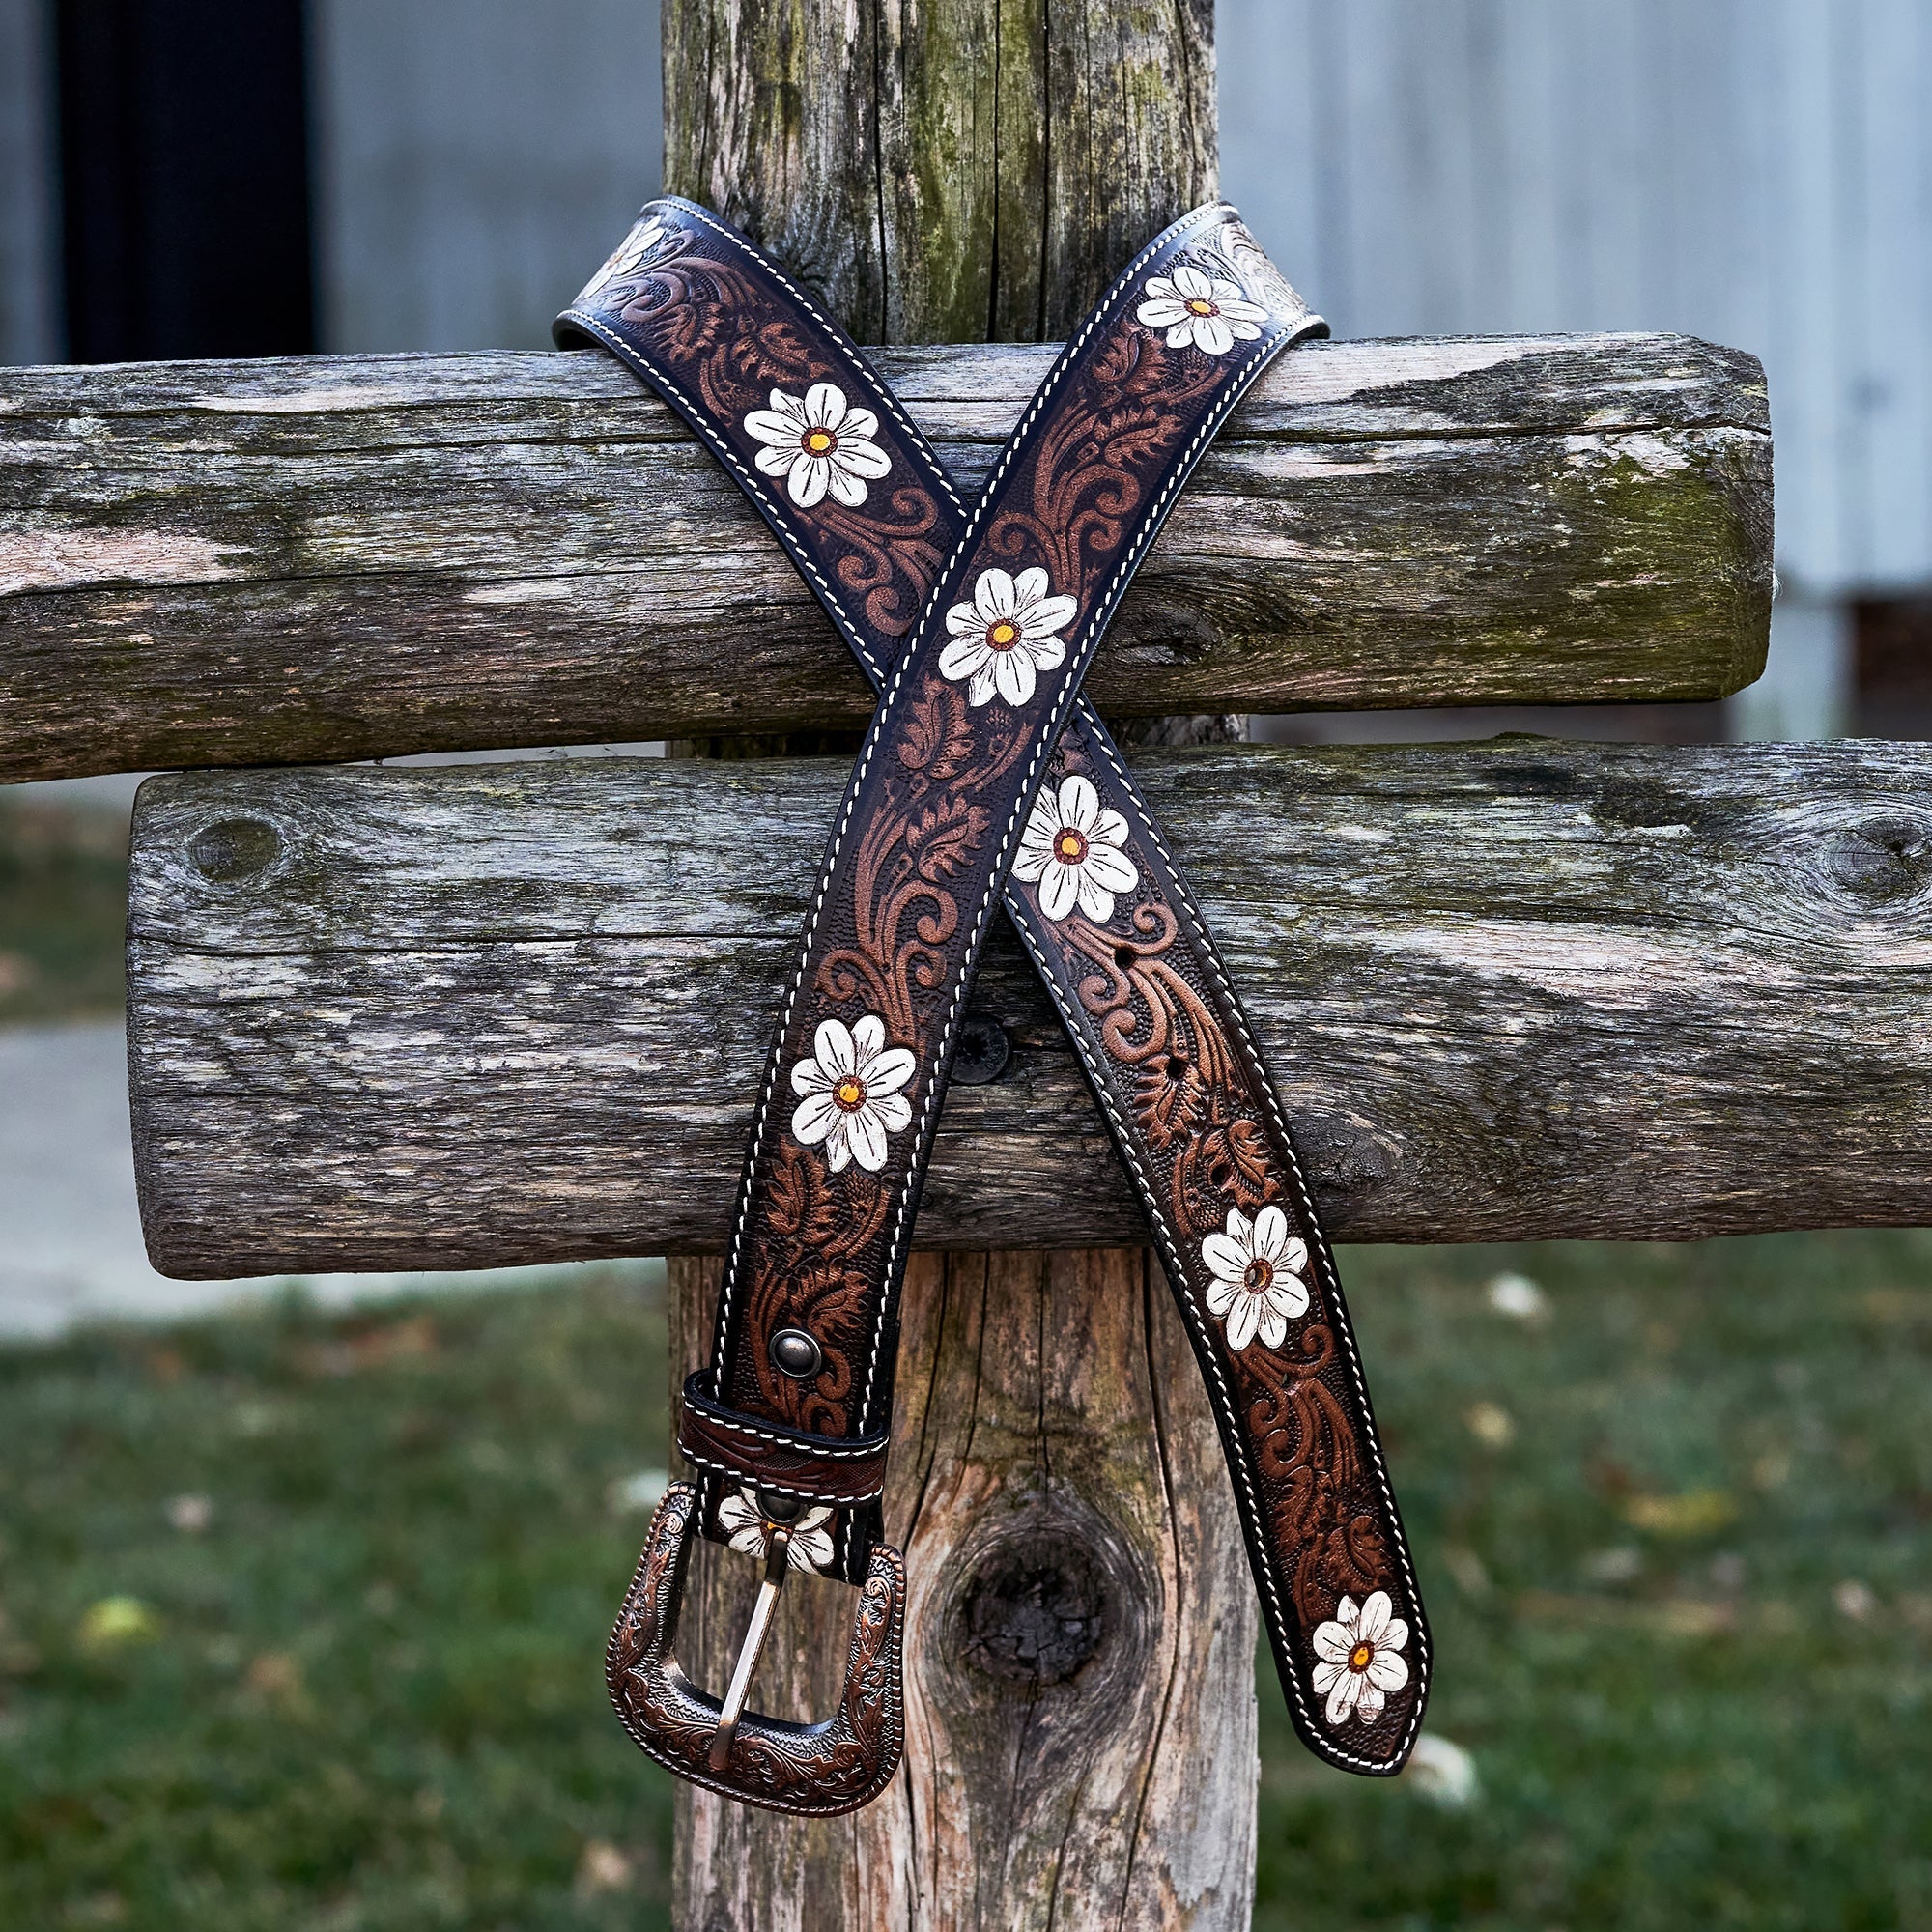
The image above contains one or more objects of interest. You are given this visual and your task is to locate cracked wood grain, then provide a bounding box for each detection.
[663,0,1216,345]
[127,739,1932,1270]
[664,1247,1256,1929]
[0,333,1771,783]
[658,8,1260,1922]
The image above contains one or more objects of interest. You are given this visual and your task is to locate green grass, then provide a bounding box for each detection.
[1257,1234,1932,1932]
[0,798,129,1025]
[0,1268,675,1932]
[1,1236,1929,1929]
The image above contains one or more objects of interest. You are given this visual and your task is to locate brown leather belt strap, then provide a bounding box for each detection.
[558,197,1430,1809]
[676,1372,891,1503]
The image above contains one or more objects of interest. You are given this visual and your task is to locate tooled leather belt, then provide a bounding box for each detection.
[556,197,1430,1814]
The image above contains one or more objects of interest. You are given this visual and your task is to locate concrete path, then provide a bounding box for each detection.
[0,1020,630,1342]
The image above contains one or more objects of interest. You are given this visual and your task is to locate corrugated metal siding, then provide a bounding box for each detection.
[1221,0,1932,596]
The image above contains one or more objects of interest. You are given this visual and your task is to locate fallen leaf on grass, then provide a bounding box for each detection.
[1405,1733,1480,1807]
[577,1840,634,1896]
[164,1492,213,1533]
[1441,1544,1492,1598]
[77,1597,159,1652]
[1582,1546,1642,1586]
[233,1401,283,1438]
[1486,1271,1548,1321]
[1620,1489,1736,1537]
[1652,1598,1736,1637]
[245,1650,313,1716]
[1516,1589,1736,1637]
[1464,1402,1515,1448]
[608,1468,670,1515]
[298,1315,439,1378]
[1834,1579,1876,1622]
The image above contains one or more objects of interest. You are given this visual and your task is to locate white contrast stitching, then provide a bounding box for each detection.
[677,1445,885,1504]
[1077,726,1432,1768]
[557,309,895,692]
[683,1404,888,1456]
[576,207,1426,1769]
[704,201,1229,1435]
[668,201,975,524]
[846,203,1239,1420]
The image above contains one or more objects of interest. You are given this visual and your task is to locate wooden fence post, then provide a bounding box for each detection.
[663,3,1260,1925]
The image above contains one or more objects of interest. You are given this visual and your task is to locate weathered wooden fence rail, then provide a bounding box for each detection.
[0,332,1768,781]
[127,738,1932,1278]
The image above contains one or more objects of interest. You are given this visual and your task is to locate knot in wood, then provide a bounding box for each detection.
[956,1533,1108,1687]
[1824,812,1932,906]
[186,815,282,885]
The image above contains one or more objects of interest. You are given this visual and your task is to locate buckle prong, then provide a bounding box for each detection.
[607,1482,906,1814]
[708,1523,792,1769]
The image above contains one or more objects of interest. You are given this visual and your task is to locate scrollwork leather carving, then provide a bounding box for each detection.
[560,195,1431,1788]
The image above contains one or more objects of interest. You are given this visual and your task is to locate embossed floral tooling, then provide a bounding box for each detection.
[1310,1590,1411,1726]
[1014,773,1139,922]
[562,195,1429,1804]
[788,1014,915,1174]
[937,566,1078,708]
[1135,262,1269,355]
[718,1486,837,1575]
[744,382,894,509]
[588,216,668,292]
[1202,1203,1311,1351]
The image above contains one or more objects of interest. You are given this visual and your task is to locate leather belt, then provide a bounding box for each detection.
[557,197,1430,1813]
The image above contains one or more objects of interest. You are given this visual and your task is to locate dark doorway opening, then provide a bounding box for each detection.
[1855,596,1932,740]
[55,0,314,361]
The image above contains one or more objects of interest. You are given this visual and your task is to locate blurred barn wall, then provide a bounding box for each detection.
[0,0,59,366]
[1221,0,1932,738]
[309,0,662,354]
[4,1,1930,738]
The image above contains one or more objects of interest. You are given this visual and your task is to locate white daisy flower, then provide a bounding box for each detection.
[1135,263,1268,356]
[788,1013,915,1174]
[1013,774,1139,923]
[717,1486,837,1576]
[1311,1589,1410,1726]
[588,216,668,291]
[937,566,1078,708]
[1201,1204,1309,1351]
[743,381,893,509]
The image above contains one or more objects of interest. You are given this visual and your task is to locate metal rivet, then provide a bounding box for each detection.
[952,1009,1010,1086]
[770,1327,822,1379]
[757,1488,805,1524]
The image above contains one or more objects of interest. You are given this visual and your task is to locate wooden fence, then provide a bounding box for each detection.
[3,1,1921,1926]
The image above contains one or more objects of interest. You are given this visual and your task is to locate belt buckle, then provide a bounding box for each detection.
[606,1481,906,1814]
